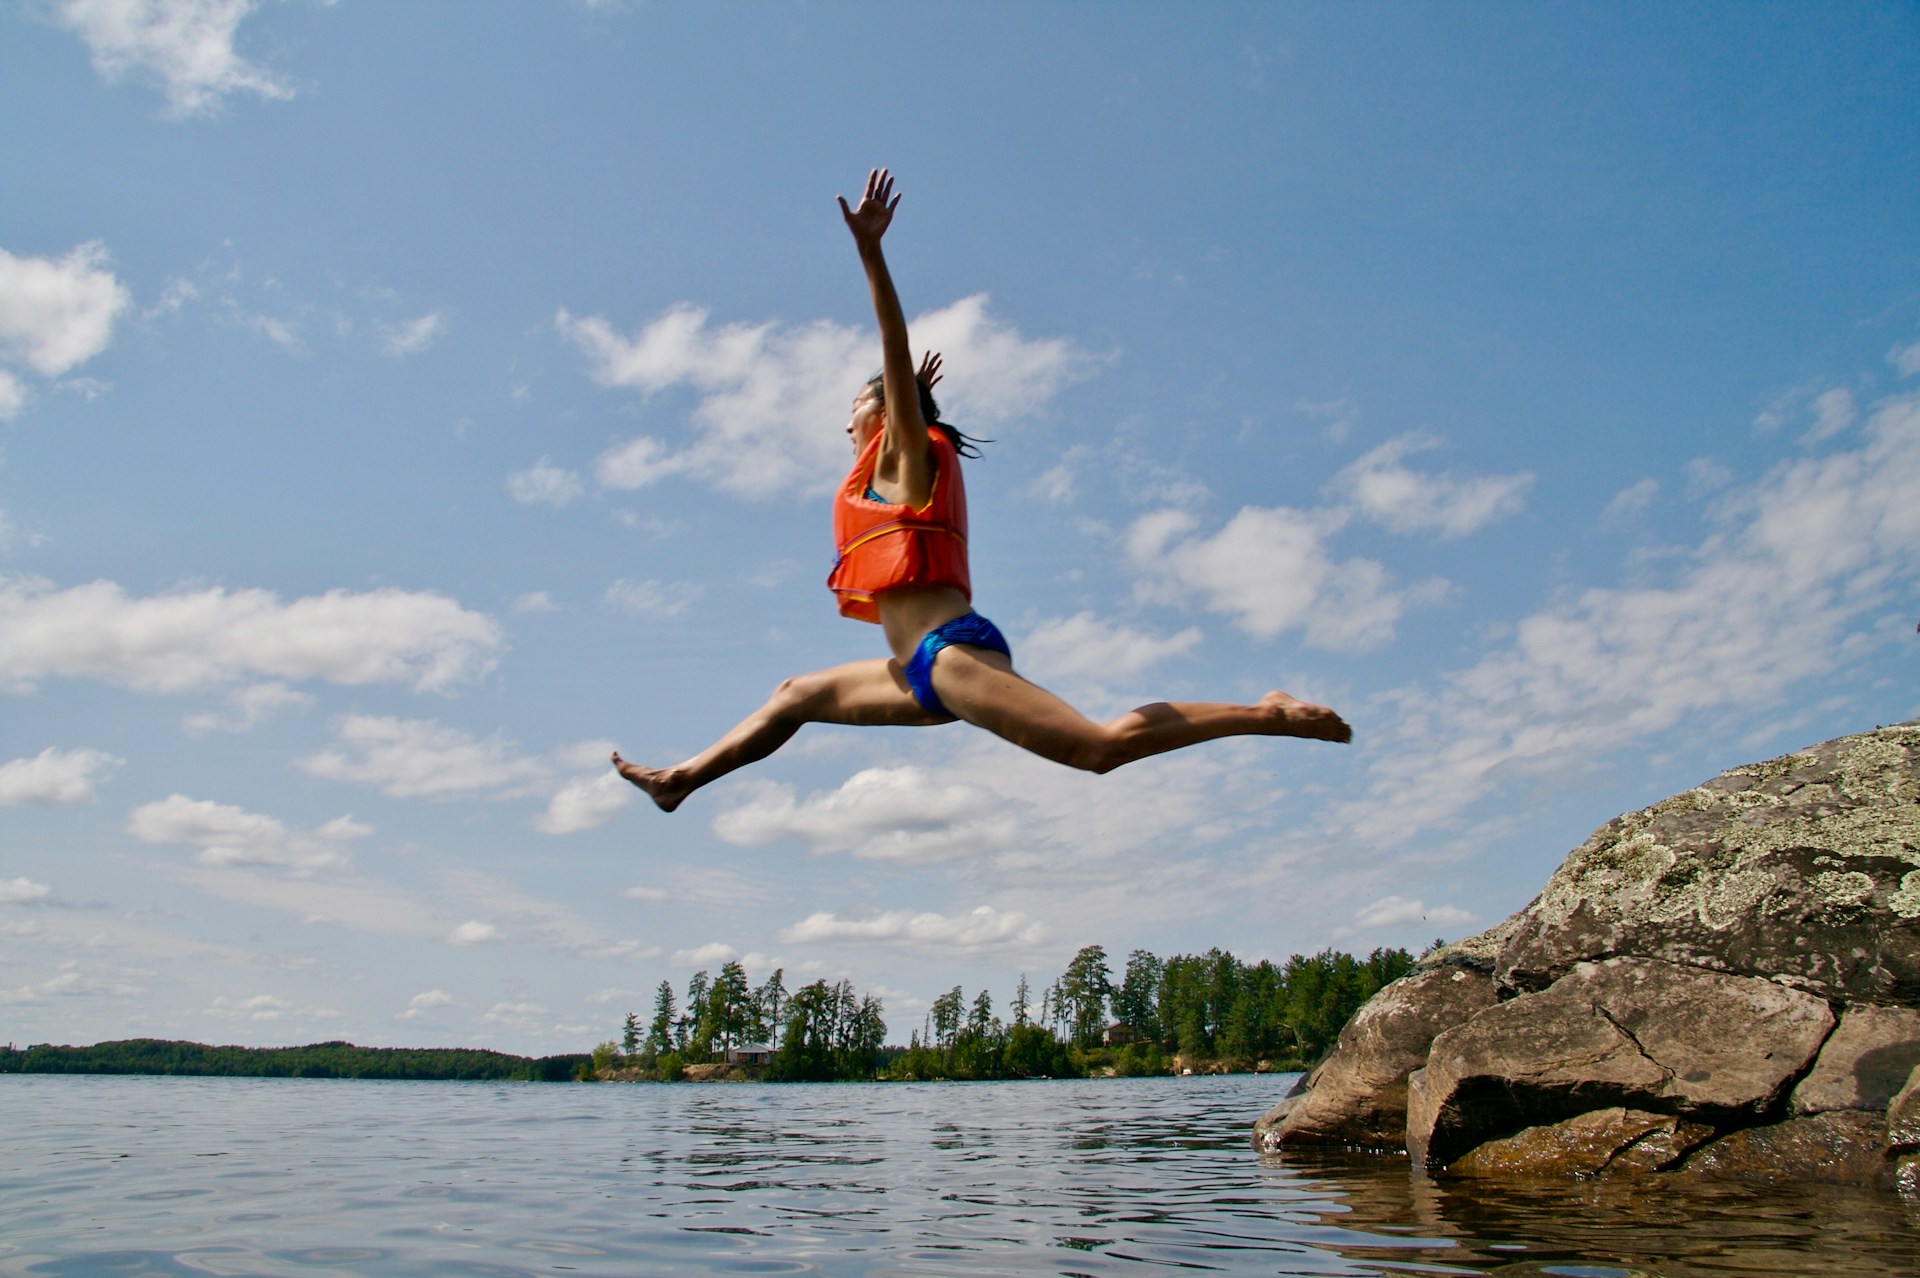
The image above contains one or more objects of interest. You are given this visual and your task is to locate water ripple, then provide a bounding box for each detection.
[3,1074,1917,1276]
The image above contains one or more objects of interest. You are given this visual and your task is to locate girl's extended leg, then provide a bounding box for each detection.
[612,658,948,812]
[928,645,1348,773]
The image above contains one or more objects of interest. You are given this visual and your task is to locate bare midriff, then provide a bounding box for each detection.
[876,584,975,666]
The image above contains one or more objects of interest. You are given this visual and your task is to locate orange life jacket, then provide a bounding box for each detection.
[828,428,971,623]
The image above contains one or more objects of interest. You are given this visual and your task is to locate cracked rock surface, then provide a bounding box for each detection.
[1404,958,1831,1166]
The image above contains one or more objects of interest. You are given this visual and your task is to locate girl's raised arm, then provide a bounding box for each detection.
[839,168,934,503]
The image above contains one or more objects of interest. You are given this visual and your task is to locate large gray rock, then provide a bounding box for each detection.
[1790,1003,1920,1115]
[1405,957,1832,1166]
[1253,964,1498,1152]
[1497,724,1920,1001]
[1255,721,1920,1195]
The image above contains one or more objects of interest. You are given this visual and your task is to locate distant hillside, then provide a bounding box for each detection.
[0,1038,588,1082]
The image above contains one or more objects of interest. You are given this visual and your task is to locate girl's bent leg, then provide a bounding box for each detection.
[929,646,1349,774]
[613,659,948,812]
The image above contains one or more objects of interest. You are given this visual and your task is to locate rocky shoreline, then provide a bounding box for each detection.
[1256,721,1920,1192]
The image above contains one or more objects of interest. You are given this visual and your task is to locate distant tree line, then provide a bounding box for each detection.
[0,1038,587,1081]
[600,943,1422,1083]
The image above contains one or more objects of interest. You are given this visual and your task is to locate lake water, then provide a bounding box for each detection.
[3,1073,1917,1277]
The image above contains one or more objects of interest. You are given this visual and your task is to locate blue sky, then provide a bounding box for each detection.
[3,0,1917,1054]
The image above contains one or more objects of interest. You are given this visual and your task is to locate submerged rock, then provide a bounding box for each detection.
[1888,1066,1920,1193]
[1682,1110,1890,1187]
[1257,721,1920,1191]
[1447,1107,1713,1178]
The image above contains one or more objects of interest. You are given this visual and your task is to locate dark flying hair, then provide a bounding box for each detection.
[865,372,990,459]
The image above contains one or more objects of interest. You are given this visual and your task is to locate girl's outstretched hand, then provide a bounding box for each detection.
[916,350,943,394]
[838,168,899,250]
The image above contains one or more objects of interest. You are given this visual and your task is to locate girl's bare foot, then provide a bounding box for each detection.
[611,751,693,813]
[1261,691,1352,743]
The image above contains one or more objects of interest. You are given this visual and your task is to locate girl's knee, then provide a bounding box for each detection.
[1071,734,1129,775]
[770,673,823,716]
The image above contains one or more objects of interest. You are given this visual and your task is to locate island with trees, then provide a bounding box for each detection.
[0,1039,588,1081]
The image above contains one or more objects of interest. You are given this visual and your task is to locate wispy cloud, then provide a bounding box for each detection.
[714,766,1022,863]
[507,459,584,507]
[1332,432,1534,538]
[379,311,442,357]
[1353,895,1475,930]
[1127,505,1449,650]
[0,878,53,905]
[562,294,1092,499]
[1336,386,1920,848]
[301,715,552,800]
[0,578,502,695]
[0,747,122,807]
[128,795,370,870]
[781,905,1046,950]
[0,241,131,417]
[54,0,295,117]
[1018,612,1202,685]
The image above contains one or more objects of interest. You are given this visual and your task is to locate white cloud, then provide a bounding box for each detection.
[535,770,631,835]
[563,294,1090,499]
[1889,337,1920,380]
[0,578,502,695]
[167,862,442,939]
[480,1000,547,1028]
[398,990,454,1021]
[511,591,558,615]
[1684,456,1734,497]
[672,941,739,967]
[507,459,583,506]
[604,578,698,618]
[447,920,500,946]
[55,0,294,117]
[1339,387,1920,846]
[622,886,667,903]
[1803,387,1858,445]
[0,242,131,410]
[1127,506,1447,650]
[128,794,369,870]
[181,680,314,734]
[207,992,292,1021]
[713,766,1022,863]
[0,746,122,806]
[1296,395,1359,443]
[1018,612,1201,684]
[0,878,53,905]
[380,312,442,357]
[436,866,657,962]
[1,963,150,1002]
[1353,895,1476,930]
[301,715,551,800]
[1333,432,1533,538]
[1603,478,1659,524]
[781,905,1046,950]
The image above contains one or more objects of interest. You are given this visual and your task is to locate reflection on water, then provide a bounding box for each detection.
[0,1074,1914,1276]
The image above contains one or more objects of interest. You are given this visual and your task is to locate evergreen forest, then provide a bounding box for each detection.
[598,943,1423,1082]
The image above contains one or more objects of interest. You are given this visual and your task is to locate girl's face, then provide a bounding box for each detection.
[846,386,884,453]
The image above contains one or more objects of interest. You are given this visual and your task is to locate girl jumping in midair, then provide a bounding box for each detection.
[613,169,1349,812]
